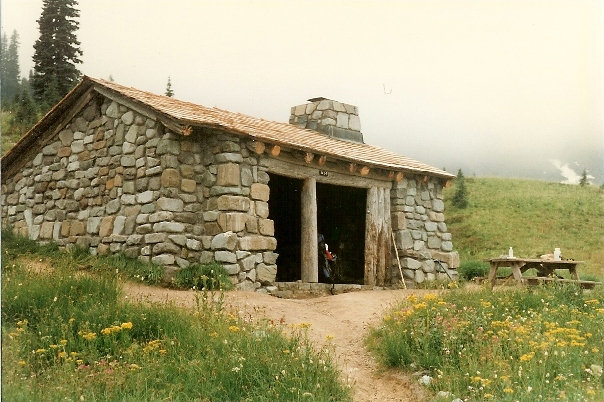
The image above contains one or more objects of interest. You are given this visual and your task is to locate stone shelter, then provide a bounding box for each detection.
[1,77,458,291]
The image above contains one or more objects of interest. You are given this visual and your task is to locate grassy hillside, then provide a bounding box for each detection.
[444,177,604,279]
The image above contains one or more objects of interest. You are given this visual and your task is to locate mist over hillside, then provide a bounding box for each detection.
[420,151,602,185]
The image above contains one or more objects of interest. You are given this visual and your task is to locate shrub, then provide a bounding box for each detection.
[171,262,234,290]
[458,260,489,280]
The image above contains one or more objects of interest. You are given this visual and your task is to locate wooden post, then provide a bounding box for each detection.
[318,155,327,166]
[304,152,314,164]
[301,178,318,283]
[365,187,378,286]
[364,187,392,287]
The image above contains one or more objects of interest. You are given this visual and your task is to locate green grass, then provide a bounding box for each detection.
[444,177,604,280]
[368,285,604,401]
[1,231,351,401]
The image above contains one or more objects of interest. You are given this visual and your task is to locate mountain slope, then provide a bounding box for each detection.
[444,177,603,279]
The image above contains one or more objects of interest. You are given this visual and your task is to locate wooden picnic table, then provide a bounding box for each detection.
[485,257,583,288]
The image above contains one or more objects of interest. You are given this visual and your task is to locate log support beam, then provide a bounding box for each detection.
[301,178,318,283]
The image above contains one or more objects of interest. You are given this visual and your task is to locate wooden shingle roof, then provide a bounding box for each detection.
[2,77,454,179]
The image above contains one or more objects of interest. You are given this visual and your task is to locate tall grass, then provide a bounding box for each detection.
[444,178,604,280]
[1,231,351,401]
[368,285,604,400]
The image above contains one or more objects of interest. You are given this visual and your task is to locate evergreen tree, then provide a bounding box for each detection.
[165,76,174,97]
[452,169,469,208]
[14,78,39,129]
[1,30,21,106]
[579,169,589,187]
[31,0,83,108]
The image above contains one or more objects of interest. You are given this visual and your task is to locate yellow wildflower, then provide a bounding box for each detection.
[229,325,241,332]
[504,388,513,393]
[519,352,535,362]
[121,322,133,330]
[35,348,47,354]
[422,293,438,301]
[60,339,67,345]
[58,351,67,359]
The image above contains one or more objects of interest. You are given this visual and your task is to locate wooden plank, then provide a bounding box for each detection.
[318,155,327,166]
[301,177,318,283]
[382,187,392,285]
[261,156,392,189]
[395,172,404,182]
[360,166,370,176]
[364,186,392,286]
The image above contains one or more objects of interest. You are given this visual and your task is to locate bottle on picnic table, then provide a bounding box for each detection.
[508,247,514,258]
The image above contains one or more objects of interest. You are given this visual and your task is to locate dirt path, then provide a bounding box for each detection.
[122,283,431,401]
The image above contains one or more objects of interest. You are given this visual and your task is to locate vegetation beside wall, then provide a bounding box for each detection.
[1,231,351,401]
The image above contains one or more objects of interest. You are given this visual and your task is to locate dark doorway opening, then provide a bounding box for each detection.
[317,182,366,284]
[268,173,302,282]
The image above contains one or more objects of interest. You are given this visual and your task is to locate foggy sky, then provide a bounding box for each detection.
[2,0,602,183]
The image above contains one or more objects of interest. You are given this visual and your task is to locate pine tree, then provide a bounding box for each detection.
[14,78,39,129]
[1,30,21,106]
[31,0,83,108]
[165,76,174,97]
[579,169,589,187]
[452,169,468,208]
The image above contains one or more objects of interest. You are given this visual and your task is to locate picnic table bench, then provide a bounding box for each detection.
[484,257,597,289]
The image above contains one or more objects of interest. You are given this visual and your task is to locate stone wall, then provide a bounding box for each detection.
[391,176,459,285]
[1,94,277,290]
[1,90,455,290]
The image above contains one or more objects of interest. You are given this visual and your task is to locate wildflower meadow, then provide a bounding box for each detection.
[368,285,604,400]
[1,230,351,401]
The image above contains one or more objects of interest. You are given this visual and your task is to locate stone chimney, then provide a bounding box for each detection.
[289,97,363,143]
